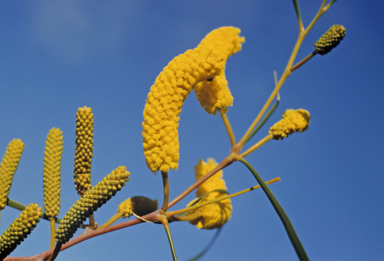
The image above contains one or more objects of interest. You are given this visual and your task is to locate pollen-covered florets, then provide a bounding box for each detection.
[195,158,226,197]
[315,25,346,55]
[0,139,24,210]
[56,166,130,244]
[187,158,232,229]
[117,196,158,218]
[43,127,63,218]
[143,47,226,173]
[269,109,311,140]
[0,203,42,259]
[194,26,245,114]
[74,106,94,196]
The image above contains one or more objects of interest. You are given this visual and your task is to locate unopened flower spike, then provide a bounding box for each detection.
[55,166,130,244]
[186,158,232,229]
[118,196,158,218]
[315,25,346,55]
[0,203,42,259]
[74,106,94,196]
[0,139,24,210]
[194,27,245,114]
[269,109,311,140]
[43,128,63,219]
[143,37,227,173]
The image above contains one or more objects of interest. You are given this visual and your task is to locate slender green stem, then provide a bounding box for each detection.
[161,171,170,211]
[238,157,309,261]
[47,243,62,261]
[241,134,273,158]
[159,215,178,261]
[291,51,317,72]
[49,219,56,249]
[187,229,222,261]
[292,0,304,31]
[220,108,236,146]
[98,213,122,229]
[89,214,96,228]
[244,99,279,144]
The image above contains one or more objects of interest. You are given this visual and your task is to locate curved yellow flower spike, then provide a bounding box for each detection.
[194,26,245,114]
[143,27,243,173]
[187,158,232,229]
[269,109,311,140]
[0,139,24,210]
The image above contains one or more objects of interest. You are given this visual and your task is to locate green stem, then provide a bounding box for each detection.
[161,171,170,212]
[292,0,304,31]
[238,157,309,261]
[244,99,279,144]
[159,215,178,261]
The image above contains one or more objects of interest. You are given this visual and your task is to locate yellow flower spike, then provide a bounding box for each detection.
[0,139,25,210]
[55,166,130,244]
[0,203,42,259]
[117,196,158,218]
[186,158,232,229]
[269,109,311,140]
[43,128,63,219]
[74,106,94,196]
[143,45,226,173]
[315,25,346,55]
[194,26,245,114]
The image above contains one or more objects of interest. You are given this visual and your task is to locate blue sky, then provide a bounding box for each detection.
[0,1,383,260]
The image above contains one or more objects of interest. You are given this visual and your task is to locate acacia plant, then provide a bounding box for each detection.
[0,1,345,260]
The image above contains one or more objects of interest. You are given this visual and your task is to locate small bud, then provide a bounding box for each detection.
[117,196,158,218]
[315,25,346,55]
[269,109,310,140]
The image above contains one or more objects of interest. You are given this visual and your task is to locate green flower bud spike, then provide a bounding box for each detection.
[315,24,346,55]
[0,203,42,259]
[0,139,25,210]
[55,166,130,244]
[43,128,63,219]
[74,106,94,196]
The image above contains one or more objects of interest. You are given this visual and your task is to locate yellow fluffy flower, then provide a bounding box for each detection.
[269,109,311,140]
[143,46,225,173]
[0,139,24,210]
[194,158,226,198]
[194,26,245,114]
[143,27,244,173]
[187,158,232,229]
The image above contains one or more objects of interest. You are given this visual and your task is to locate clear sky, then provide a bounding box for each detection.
[0,1,383,260]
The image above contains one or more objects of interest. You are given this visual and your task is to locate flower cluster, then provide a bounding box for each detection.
[74,106,94,196]
[0,139,24,210]
[315,24,346,55]
[117,196,158,218]
[269,109,311,140]
[186,158,232,229]
[143,27,244,173]
[56,166,130,244]
[0,203,42,259]
[43,127,63,219]
[194,27,245,114]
